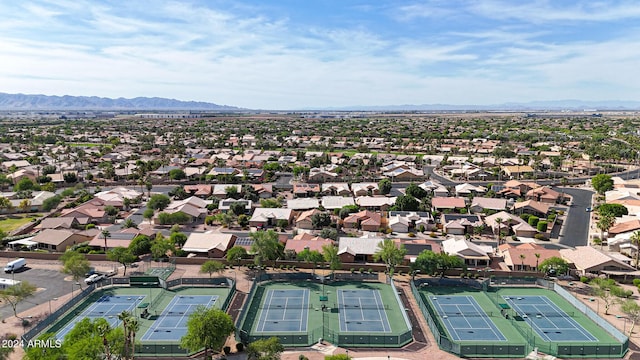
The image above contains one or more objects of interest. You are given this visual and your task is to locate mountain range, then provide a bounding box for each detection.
[0,93,240,110]
[1,92,640,111]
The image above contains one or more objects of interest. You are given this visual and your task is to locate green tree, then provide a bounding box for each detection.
[118,310,139,360]
[61,251,91,288]
[61,317,124,360]
[180,306,235,360]
[311,212,332,229]
[322,244,341,275]
[238,214,250,228]
[101,229,111,252]
[128,234,152,256]
[107,247,138,276]
[620,299,640,336]
[297,248,324,275]
[596,214,616,247]
[147,193,171,211]
[259,198,282,208]
[200,260,225,278]
[42,195,61,211]
[230,201,247,216]
[143,208,155,223]
[597,203,628,218]
[373,239,407,277]
[250,230,284,267]
[247,336,284,360]
[22,333,62,360]
[378,178,392,195]
[406,183,428,200]
[14,177,36,192]
[319,227,338,241]
[226,246,247,267]
[411,250,440,275]
[591,174,614,195]
[170,232,188,247]
[121,218,138,229]
[0,281,37,318]
[590,278,618,315]
[538,256,569,276]
[338,204,360,219]
[169,168,186,180]
[392,195,419,211]
[151,234,173,261]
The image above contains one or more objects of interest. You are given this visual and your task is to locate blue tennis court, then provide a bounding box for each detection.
[337,289,391,333]
[56,295,146,340]
[430,295,506,341]
[504,295,597,342]
[255,289,309,332]
[141,295,218,341]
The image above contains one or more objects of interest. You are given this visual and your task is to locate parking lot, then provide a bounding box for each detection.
[0,263,75,321]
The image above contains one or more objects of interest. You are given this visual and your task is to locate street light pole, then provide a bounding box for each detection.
[48,297,58,315]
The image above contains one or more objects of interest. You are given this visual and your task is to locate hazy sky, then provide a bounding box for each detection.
[2,1,640,109]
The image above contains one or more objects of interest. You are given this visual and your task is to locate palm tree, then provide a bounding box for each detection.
[596,214,615,249]
[519,254,526,271]
[495,217,504,245]
[630,230,640,268]
[534,253,541,271]
[119,310,139,360]
[101,229,111,253]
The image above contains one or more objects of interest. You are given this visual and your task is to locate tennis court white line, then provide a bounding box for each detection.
[372,290,391,332]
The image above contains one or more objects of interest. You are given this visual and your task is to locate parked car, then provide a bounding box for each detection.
[84,273,106,285]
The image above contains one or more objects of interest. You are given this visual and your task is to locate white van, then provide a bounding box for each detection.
[4,258,26,273]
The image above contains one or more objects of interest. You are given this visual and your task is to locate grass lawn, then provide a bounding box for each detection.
[0,214,41,233]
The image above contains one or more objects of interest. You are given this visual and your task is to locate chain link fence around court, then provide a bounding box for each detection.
[22,284,96,343]
[237,273,412,348]
[410,280,527,358]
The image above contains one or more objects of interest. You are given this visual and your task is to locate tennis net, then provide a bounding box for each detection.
[337,303,391,310]
[437,311,494,318]
[515,311,575,318]
[258,304,313,310]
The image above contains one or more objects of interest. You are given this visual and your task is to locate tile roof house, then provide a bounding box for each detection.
[355,196,396,211]
[60,199,107,223]
[454,183,487,196]
[162,196,209,222]
[287,198,320,211]
[442,237,492,267]
[293,183,321,198]
[395,238,442,263]
[419,180,449,197]
[184,184,212,197]
[337,236,384,262]
[343,210,382,232]
[249,208,293,228]
[559,246,636,276]
[441,214,484,235]
[285,233,334,254]
[32,229,93,252]
[431,197,466,211]
[182,232,237,258]
[484,211,538,238]
[388,211,433,233]
[295,209,324,230]
[351,182,380,196]
[525,186,562,204]
[36,217,81,230]
[469,197,508,213]
[321,196,355,210]
[218,198,252,214]
[212,184,242,198]
[321,183,351,196]
[252,184,274,199]
[497,243,560,271]
[513,200,551,216]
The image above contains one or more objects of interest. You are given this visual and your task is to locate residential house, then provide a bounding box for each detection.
[355,196,396,211]
[526,186,562,204]
[469,197,507,214]
[218,198,252,214]
[32,229,93,252]
[441,237,492,267]
[383,167,424,181]
[559,246,637,276]
[502,165,535,179]
[162,196,209,223]
[485,211,538,238]
[395,238,442,263]
[343,210,383,232]
[321,183,351,196]
[184,184,212,198]
[285,233,334,255]
[321,196,355,210]
[287,198,320,211]
[212,184,242,198]
[454,183,487,197]
[431,197,466,212]
[419,180,449,197]
[249,208,293,228]
[497,243,560,271]
[441,214,483,235]
[513,200,550,217]
[293,183,321,198]
[295,209,324,230]
[36,217,82,231]
[388,211,433,233]
[337,235,384,262]
[308,169,339,183]
[496,180,539,199]
[351,182,380,197]
[182,232,237,258]
[252,184,274,199]
[60,199,108,223]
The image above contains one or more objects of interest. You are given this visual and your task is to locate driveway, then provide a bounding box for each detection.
[555,187,594,247]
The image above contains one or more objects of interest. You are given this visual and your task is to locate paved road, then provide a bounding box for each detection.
[0,267,73,320]
[555,187,594,248]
